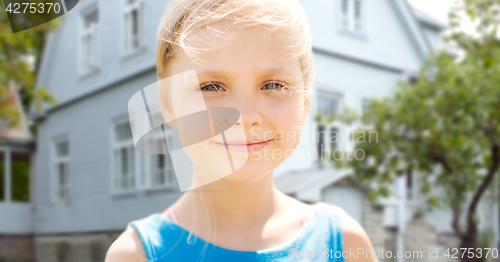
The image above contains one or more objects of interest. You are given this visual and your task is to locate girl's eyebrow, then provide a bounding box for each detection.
[196,68,297,80]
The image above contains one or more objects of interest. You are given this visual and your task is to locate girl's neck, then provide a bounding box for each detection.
[176,172,288,225]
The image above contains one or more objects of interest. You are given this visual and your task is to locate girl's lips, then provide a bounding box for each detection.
[215,140,273,153]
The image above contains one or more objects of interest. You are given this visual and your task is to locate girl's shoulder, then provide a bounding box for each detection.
[315,201,368,237]
[105,225,148,262]
[315,202,377,262]
[105,213,178,262]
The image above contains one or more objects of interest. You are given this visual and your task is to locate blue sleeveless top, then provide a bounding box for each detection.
[128,203,345,261]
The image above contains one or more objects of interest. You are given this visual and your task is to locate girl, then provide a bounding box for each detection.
[106,0,376,261]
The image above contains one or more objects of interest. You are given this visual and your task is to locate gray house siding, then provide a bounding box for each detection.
[35,0,171,114]
[34,69,181,234]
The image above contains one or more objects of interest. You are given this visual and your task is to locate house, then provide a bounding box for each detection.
[0,82,36,262]
[1,0,492,261]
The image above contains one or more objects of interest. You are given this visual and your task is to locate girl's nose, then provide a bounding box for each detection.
[231,96,263,128]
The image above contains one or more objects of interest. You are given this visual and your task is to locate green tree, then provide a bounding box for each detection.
[1,1,57,130]
[329,1,500,261]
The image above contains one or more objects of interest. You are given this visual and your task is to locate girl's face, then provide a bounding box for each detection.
[164,22,311,183]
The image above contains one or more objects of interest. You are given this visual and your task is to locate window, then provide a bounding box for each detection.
[317,125,326,161]
[406,169,418,200]
[112,115,175,194]
[122,0,143,55]
[339,0,365,33]
[317,92,342,161]
[361,98,371,113]
[317,92,341,117]
[80,7,99,74]
[0,151,4,201]
[53,138,70,203]
[90,242,104,262]
[317,126,340,163]
[361,98,372,124]
[330,127,339,149]
[11,152,30,202]
[112,120,136,192]
[143,125,175,189]
[56,243,71,262]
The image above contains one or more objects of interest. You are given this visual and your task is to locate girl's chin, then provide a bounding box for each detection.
[221,161,278,183]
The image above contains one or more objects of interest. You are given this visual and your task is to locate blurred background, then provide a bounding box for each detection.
[0,0,499,261]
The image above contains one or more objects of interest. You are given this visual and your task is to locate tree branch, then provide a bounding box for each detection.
[452,204,464,237]
[427,151,454,174]
[465,144,500,236]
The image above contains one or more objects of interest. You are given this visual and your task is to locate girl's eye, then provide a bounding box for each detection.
[262,82,286,90]
[200,83,225,92]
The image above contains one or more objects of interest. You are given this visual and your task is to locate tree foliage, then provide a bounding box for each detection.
[0,2,57,129]
[329,0,500,256]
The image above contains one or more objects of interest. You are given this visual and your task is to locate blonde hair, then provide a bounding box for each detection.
[156,0,315,92]
[154,0,314,260]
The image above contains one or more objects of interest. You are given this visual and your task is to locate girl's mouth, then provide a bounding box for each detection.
[215,139,274,153]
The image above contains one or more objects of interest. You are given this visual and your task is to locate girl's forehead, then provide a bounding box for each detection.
[186,23,297,60]
[170,24,301,76]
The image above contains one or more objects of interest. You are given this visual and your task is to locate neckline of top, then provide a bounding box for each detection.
[152,202,322,253]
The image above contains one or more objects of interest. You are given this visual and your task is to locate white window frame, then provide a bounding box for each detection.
[110,113,176,194]
[121,0,144,56]
[338,0,367,35]
[143,124,176,190]
[79,5,99,75]
[316,91,343,162]
[52,137,70,204]
[111,119,137,194]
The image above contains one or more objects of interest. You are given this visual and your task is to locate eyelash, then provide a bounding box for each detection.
[199,81,289,92]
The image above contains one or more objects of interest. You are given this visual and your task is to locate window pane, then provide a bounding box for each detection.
[0,151,4,201]
[114,150,119,190]
[139,153,146,187]
[57,243,71,262]
[354,0,362,31]
[318,93,340,116]
[131,9,139,48]
[124,13,130,53]
[120,148,128,177]
[90,242,104,262]
[129,146,135,188]
[355,0,361,19]
[341,0,350,28]
[330,128,339,149]
[342,0,349,15]
[56,162,68,199]
[166,137,174,183]
[115,122,133,142]
[362,99,371,113]
[58,163,65,185]
[11,152,30,202]
[82,8,99,72]
[84,10,98,29]
[317,125,326,159]
[56,140,69,157]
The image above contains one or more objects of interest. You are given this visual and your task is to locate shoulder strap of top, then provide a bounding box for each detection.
[128,215,160,261]
[316,202,346,261]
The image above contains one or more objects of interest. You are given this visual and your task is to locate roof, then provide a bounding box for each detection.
[410,3,449,30]
[0,82,33,142]
[274,166,352,195]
